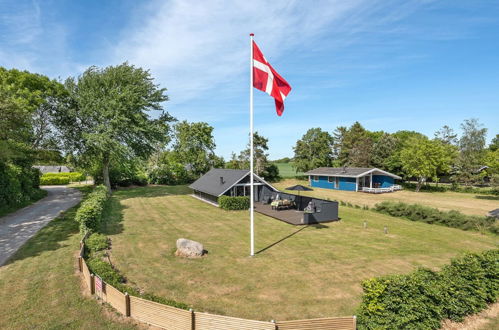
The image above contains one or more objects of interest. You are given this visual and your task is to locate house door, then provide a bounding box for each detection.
[364,176,371,188]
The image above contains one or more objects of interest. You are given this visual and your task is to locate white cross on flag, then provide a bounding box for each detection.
[252,41,292,116]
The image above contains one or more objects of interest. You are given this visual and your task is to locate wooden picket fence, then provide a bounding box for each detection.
[77,240,356,330]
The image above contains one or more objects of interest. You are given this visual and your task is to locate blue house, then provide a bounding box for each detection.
[305,167,402,193]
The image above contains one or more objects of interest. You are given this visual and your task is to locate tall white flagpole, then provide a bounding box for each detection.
[249,33,255,257]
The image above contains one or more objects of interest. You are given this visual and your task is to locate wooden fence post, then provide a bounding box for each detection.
[78,256,83,272]
[353,315,357,329]
[189,308,195,330]
[90,274,95,295]
[272,319,277,329]
[125,293,131,317]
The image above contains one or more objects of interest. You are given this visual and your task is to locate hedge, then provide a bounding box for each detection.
[75,185,109,234]
[357,249,499,329]
[218,195,250,210]
[374,201,497,234]
[401,182,499,195]
[41,172,86,184]
[40,176,70,185]
[0,162,43,214]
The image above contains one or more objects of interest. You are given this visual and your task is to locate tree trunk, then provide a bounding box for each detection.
[415,177,424,192]
[102,154,111,193]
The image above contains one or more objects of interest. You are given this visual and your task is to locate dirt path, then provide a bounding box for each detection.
[0,186,82,266]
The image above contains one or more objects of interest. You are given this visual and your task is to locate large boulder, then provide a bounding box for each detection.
[175,238,205,258]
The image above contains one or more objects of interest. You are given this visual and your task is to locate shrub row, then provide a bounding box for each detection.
[75,185,109,234]
[41,172,86,184]
[86,255,191,310]
[218,195,250,210]
[0,162,43,214]
[402,182,499,195]
[374,201,497,234]
[357,249,499,329]
[40,176,70,185]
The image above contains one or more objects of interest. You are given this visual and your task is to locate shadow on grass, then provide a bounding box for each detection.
[3,204,81,266]
[256,225,309,255]
[475,195,499,201]
[100,197,127,236]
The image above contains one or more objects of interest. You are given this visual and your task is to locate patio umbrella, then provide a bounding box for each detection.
[285,185,313,210]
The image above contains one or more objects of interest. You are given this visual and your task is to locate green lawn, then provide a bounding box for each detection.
[274,162,304,178]
[275,179,499,217]
[0,187,137,329]
[103,185,498,322]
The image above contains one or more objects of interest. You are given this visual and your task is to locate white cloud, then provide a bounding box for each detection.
[114,0,371,107]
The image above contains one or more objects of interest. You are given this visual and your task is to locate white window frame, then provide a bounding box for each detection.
[313,176,319,182]
[335,177,340,188]
[328,176,334,183]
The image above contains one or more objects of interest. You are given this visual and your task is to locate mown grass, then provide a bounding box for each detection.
[104,185,498,322]
[0,186,137,329]
[274,162,304,178]
[275,179,499,217]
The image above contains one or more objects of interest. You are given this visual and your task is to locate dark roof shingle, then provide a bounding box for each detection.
[189,168,250,196]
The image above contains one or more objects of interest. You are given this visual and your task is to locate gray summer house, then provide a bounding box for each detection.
[189,168,339,225]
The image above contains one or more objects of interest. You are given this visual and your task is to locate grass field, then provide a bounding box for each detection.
[0,186,137,329]
[274,162,304,178]
[275,179,499,217]
[103,185,498,322]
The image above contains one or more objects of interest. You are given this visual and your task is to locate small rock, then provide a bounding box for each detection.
[175,238,205,258]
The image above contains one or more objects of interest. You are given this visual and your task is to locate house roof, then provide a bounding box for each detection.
[305,167,401,179]
[189,168,278,197]
[33,165,72,174]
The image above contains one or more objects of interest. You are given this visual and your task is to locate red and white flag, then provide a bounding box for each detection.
[252,41,292,116]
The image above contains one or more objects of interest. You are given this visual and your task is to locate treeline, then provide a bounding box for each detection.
[293,121,498,191]
[0,68,62,214]
[0,64,237,191]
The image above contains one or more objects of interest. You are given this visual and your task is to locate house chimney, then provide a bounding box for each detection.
[220,176,224,185]
[342,166,347,173]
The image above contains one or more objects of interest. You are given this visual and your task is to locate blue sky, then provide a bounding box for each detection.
[1,0,498,160]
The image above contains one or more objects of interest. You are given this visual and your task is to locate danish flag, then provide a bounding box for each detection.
[252,40,292,116]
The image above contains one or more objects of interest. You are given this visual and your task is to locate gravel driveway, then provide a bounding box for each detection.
[0,186,82,266]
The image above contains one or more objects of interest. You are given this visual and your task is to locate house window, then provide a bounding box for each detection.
[328,177,334,183]
[335,177,339,188]
[313,176,319,182]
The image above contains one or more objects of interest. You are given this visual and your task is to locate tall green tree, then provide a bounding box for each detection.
[371,133,398,170]
[385,130,426,176]
[455,118,487,185]
[338,121,368,165]
[0,67,66,162]
[400,137,455,191]
[489,134,499,152]
[55,63,174,191]
[238,132,270,175]
[434,125,458,145]
[293,128,334,172]
[173,121,218,176]
[348,136,373,167]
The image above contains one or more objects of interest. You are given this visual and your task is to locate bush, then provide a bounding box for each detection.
[0,162,43,214]
[40,176,70,185]
[86,233,110,252]
[374,201,497,233]
[402,182,498,195]
[75,185,109,234]
[357,250,499,329]
[218,196,250,210]
[41,172,85,185]
[87,257,123,287]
